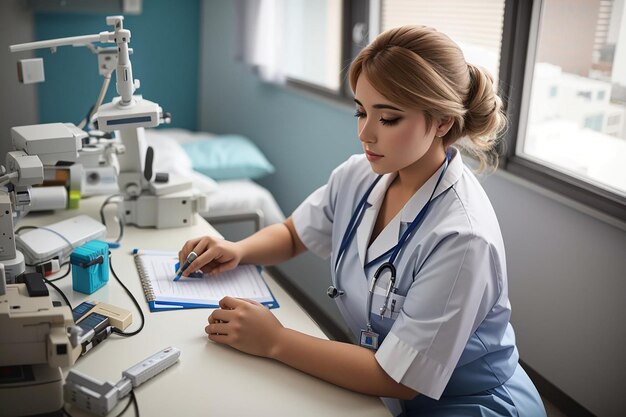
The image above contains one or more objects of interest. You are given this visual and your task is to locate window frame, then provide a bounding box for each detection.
[286,0,626,223]
[499,0,626,222]
[285,0,377,106]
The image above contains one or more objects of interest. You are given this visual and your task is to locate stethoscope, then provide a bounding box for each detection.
[327,150,452,347]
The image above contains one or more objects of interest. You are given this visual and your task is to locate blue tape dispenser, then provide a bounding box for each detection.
[70,240,110,294]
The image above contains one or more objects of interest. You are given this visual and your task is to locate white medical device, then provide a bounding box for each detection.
[16,214,107,265]
[9,15,208,228]
[64,346,181,416]
[0,122,84,282]
[0,129,83,416]
[0,278,82,417]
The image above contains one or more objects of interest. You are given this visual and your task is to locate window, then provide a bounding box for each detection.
[507,0,626,220]
[549,85,558,97]
[282,0,625,220]
[607,114,621,125]
[583,114,604,131]
[283,0,343,91]
[381,0,506,79]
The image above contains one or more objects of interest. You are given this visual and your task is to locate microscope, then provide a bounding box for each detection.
[10,15,208,228]
[0,131,82,417]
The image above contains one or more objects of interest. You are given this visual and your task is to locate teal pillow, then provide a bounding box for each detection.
[181,135,275,180]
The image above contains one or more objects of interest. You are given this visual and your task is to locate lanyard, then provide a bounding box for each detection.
[334,150,452,276]
[332,151,452,350]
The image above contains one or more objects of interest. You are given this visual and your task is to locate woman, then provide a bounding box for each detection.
[179,26,547,416]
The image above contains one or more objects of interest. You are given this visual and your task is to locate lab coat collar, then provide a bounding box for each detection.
[355,148,464,267]
[400,147,463,223]
[356,172,397,268]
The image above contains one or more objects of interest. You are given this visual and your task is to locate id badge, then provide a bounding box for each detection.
[360,329,379,350]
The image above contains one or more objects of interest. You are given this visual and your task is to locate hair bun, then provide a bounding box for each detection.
[464,63,506,141]
[458,63,506,170]
[348,25,507,172]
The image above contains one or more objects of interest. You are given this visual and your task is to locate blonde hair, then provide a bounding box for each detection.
[348,25,506,171]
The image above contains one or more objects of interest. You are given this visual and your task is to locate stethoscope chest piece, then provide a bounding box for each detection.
[327,285,344,299]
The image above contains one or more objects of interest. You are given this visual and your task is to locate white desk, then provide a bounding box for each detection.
[20,196,390,417]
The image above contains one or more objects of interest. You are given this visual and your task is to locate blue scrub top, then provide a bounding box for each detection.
[293,149,546,416]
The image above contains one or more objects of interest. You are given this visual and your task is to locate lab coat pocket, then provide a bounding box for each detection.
[371,287,406,321]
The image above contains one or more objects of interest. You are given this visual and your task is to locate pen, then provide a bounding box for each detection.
[173,251,198,281]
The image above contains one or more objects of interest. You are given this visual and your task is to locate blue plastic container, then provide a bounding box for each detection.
[70,240,109,294]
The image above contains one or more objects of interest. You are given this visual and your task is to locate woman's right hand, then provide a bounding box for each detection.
[178,236,243,277]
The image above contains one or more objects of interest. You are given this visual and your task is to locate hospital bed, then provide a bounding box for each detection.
[144,128,286,232]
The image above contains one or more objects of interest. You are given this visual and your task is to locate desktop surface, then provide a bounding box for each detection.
[18,196,389,417]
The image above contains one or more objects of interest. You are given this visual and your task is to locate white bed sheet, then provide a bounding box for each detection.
[144,128,285,227]
[201,179,286,227]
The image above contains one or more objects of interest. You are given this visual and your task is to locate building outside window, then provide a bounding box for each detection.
[521,0,626,198]
[281,0,625,219]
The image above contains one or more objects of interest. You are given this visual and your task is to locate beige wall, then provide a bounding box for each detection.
[536,0,600,76]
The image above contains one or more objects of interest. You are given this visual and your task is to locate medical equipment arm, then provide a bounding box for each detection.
[10,16,208,228]
[9,16,137,106]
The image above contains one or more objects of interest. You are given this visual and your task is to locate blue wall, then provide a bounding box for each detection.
[198,0,360,215]
[198,0,361,337]
[34,0,200,130]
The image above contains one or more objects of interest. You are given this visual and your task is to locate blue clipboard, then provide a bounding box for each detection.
[133,249,279,312]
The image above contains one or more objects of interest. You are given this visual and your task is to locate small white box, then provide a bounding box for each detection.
[11,123,84,164]
[16,215,107,264]
[17,58,45,84]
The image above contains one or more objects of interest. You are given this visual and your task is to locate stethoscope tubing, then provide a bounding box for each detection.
[331,150,452,331]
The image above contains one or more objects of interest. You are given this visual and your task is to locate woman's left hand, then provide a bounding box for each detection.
[206,296,284,358]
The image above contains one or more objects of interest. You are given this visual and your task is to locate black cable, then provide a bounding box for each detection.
[109,252,145,337]
[131,390,139,417]
[24,259,70,278]
[43,275,72,311]
[17,225,74,280]
[47,262,71,282]
[114,391,135,417]
[100,194,121,223]
[16,225,75,260]
[14,224,72,308]
[15,225,37,234]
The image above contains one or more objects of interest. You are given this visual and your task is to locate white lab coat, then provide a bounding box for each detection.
[292,148,546,416]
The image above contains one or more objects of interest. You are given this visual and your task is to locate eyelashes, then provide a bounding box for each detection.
[353,110,401,126]
[379,117,401,126]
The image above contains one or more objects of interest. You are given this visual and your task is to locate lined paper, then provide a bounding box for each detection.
[136,252,276,307]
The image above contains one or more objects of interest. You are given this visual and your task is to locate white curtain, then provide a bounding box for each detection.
[234,0,287,84]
